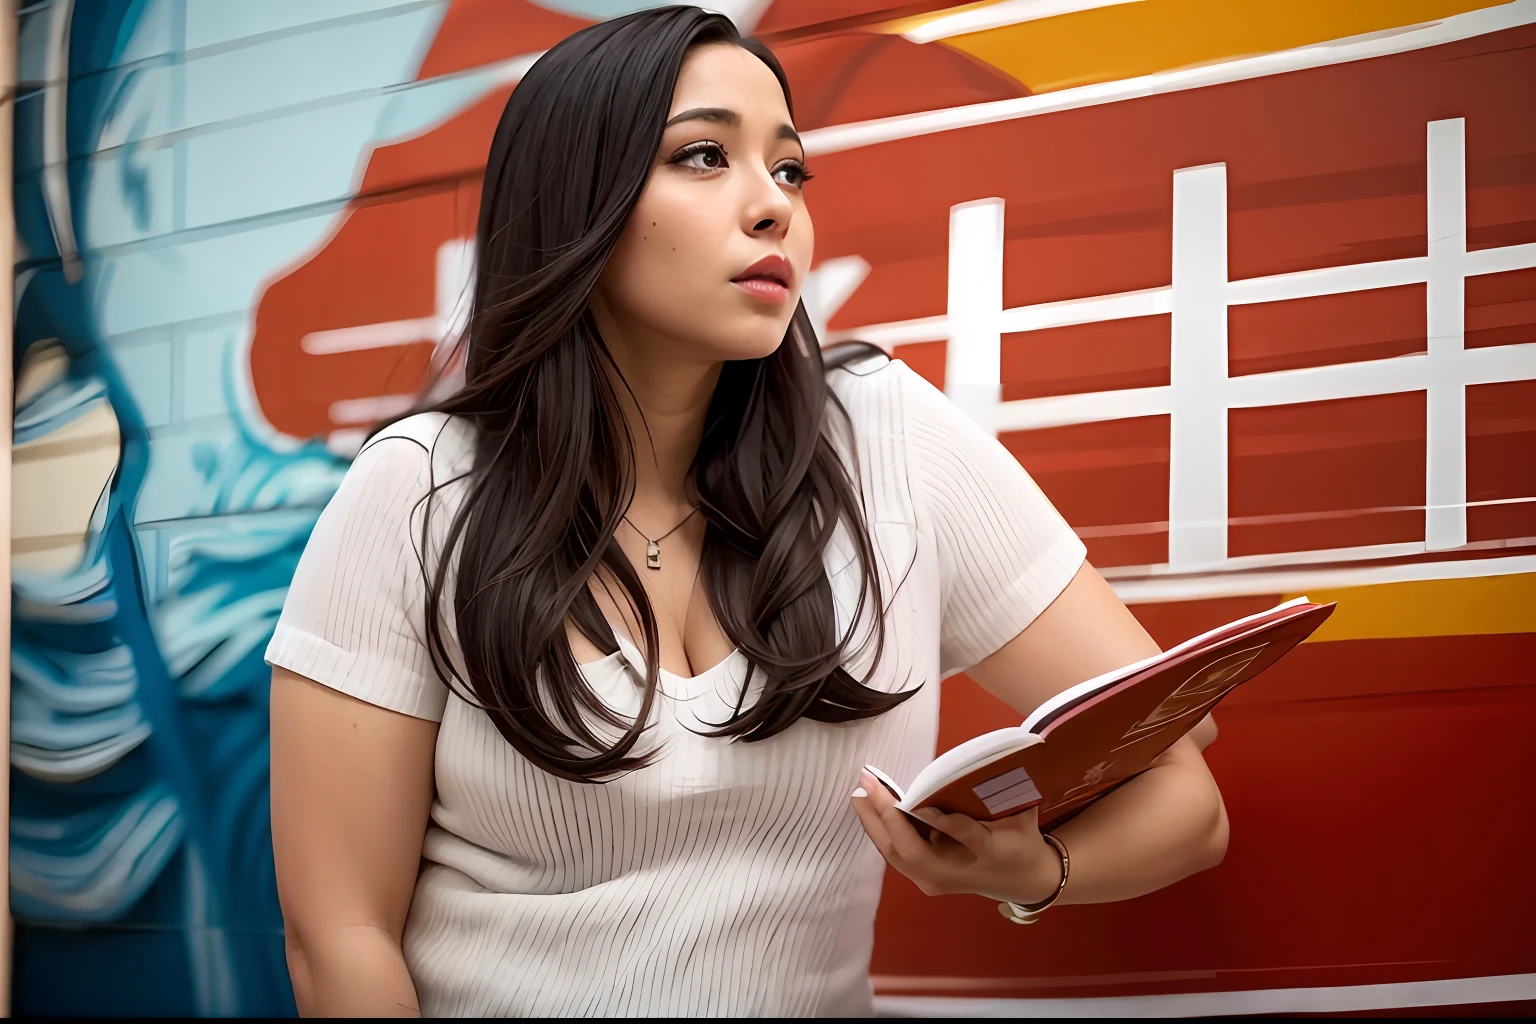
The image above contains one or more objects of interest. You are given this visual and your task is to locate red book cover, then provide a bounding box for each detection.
[878,599,1336,829]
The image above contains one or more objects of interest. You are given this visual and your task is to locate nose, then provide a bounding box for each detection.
[742,165,794,240]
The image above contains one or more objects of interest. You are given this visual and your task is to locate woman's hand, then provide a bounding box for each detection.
[850,769,1063,905]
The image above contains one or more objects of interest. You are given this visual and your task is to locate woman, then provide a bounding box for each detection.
[267,7,1227,1017]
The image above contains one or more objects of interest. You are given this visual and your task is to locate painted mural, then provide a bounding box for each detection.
[10,0,1536,1016]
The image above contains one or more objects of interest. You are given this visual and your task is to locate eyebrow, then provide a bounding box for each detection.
[665,106,738,129]
[664,106,804,151]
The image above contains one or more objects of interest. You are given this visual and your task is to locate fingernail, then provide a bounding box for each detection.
[851,787,868,799]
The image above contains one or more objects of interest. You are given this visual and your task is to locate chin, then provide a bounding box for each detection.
[700,318,793,362]
[731,333,791,362]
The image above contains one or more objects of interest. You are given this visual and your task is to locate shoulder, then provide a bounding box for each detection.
[356,412,477,482]
[825,349,948,437]
[823,351,933,525]
[825,348,919,419]
[323,414,477,527]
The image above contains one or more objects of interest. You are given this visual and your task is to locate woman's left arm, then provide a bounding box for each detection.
[853,562,1228,908]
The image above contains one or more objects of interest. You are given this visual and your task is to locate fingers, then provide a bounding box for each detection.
[988,804,1042,838]
[883,809,938,866]
[913,807,992,857]
[851,775,1060,905]
[850,785,895,859]
[856,768,897,812]
[856,771,935,864]
[851,772,957,890]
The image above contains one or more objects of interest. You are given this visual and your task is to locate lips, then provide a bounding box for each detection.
[731,254,794,302]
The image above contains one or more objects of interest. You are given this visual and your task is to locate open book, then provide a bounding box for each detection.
[867,597,1335,831]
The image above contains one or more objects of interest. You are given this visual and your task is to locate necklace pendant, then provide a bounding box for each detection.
[646,540,661,570]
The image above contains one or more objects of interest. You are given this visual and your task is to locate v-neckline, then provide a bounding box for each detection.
[602,631,743,686]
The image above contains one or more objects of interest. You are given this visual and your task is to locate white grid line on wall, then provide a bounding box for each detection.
[847,118,1536,569]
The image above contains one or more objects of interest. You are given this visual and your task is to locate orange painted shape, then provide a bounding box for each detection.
[829,255,947,330]
[360,90,510,197]
[936,0,1512,95]
[1000,314,1169,401]
[891,341,945,391]
[769,32,1025,131]
[1000,415,1170,568]
[1286,572,1536,643]
[1467,378,1536,543]
[416,0,591,80]
[1227,284,1426,377]
[1465,266,1536,350]
[1468,105,1536,252]
[757,0,965,39]
[250,187,474,439]
[1228,392,1427,557]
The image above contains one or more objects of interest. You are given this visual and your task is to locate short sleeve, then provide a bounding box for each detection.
[264,433,449,721]
[899,366,1087,676]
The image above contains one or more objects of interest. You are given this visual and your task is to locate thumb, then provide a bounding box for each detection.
[913,807,992,856]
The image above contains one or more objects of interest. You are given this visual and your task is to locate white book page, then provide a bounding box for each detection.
[897,730,1042,810]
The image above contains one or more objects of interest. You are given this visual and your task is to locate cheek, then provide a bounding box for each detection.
[608,184,721,307]
[791,206,815,278]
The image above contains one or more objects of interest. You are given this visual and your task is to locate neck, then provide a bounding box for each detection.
[593,308,720,514]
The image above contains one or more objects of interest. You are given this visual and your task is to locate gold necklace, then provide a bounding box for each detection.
[622,507,700,570]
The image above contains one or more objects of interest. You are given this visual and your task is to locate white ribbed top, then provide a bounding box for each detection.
[266,358,1085,1017]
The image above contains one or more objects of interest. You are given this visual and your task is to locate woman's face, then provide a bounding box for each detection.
[595,42,814,365]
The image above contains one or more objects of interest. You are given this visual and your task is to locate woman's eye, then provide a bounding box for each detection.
[675,143,728,171]
[773,162,812,188]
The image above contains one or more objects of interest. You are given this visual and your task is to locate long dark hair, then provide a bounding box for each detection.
[414,6,910,782]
